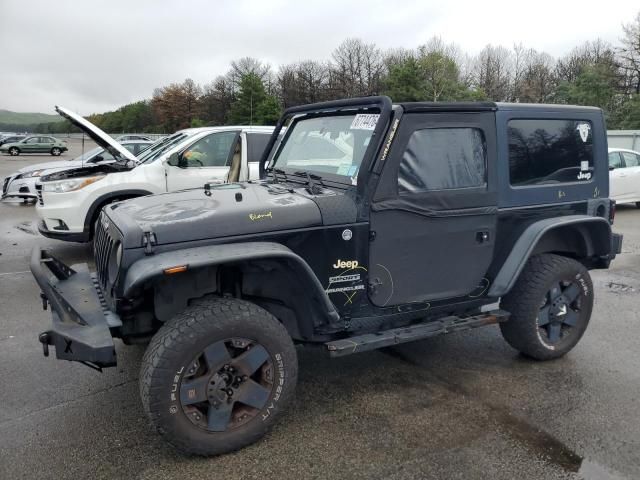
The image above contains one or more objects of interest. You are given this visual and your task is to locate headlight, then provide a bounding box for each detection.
[26,170,44,178]
[42,175,104,193]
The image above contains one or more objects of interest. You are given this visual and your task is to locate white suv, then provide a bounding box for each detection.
[36,107,273,242]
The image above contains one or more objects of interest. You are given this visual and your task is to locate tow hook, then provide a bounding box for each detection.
[39,331,52,357]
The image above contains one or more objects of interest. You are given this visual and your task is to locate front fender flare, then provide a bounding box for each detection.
[488,215,612,297]
[122,241,340,322]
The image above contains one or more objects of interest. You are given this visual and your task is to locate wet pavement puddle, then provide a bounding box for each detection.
[383,347,630,479]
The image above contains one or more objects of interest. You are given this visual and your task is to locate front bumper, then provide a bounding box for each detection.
[30,247,121,369]
[2,175,38,200]
[38,219,90,243]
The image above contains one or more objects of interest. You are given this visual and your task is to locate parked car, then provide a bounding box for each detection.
[115,134,153,142]
[0,134,26,146]
[35,106,274,242]
[31,97,622,456]
[608,147,640,207]
[2,140,153,201]
[0,135,68,156]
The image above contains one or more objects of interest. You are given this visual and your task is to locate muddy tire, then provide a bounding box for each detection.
[140,296,298,456]
[500,254,593,360]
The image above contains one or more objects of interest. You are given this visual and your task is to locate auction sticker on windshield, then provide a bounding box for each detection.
[350,114,379,130]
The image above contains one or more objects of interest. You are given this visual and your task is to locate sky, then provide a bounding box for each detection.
[0,0,637,115]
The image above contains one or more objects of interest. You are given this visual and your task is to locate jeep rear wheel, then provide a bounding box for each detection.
[140,296,298,456]
[500,254,593,360]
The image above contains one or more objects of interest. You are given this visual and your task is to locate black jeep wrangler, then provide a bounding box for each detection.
[31,96,622,456]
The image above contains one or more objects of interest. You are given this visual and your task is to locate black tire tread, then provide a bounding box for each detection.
[500,253,593,360]
[140,295,297,456]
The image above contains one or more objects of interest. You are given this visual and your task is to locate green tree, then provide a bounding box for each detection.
[255,95,281,125]
[555,64,617,112]
[420,51,462,101]
[382,56,425,101]
[228,73,281,125]
[614,94,640,129]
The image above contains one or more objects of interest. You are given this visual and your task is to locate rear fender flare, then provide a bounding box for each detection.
[488,215,612,297]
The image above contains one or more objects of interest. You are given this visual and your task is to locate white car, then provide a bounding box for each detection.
[36,106,274,242]
[1,140,152,201]
[608,148,640,207]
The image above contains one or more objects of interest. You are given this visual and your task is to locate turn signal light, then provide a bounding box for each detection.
[163,265,188,275]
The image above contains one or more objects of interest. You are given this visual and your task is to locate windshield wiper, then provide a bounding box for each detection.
[294,171,324,195]
[266,167,288,183]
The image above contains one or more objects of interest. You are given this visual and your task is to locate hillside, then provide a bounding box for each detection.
[0,109,60,125]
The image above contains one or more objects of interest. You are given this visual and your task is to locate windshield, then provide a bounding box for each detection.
[138,133,189,164]
[271,113,379,181]
[74,146,104,162]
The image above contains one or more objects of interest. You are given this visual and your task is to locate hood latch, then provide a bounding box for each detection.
[142,230,157,255]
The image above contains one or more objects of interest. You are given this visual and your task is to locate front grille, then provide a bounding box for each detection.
[94,212,114,291]
[35,184,44,205]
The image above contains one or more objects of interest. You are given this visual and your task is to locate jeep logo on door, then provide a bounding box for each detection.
[333,259,359,269]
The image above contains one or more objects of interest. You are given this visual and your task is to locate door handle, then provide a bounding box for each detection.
[476,231,490,244]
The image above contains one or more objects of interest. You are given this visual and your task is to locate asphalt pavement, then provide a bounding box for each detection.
[0,146,638,479]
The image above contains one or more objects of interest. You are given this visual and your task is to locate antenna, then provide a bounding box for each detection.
[250,91,253,126]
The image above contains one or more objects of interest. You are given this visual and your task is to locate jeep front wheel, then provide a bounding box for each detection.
[500,254,593,360]
[140,296,298,456]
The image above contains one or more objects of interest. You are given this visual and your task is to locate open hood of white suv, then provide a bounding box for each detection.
[55,106,137,163]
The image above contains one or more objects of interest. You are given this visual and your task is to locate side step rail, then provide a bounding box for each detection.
[326,310,510,358]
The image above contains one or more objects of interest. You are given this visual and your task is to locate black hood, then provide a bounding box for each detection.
[109,182,326,247]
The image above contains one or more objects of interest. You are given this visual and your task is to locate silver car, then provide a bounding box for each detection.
[1,140,152,201]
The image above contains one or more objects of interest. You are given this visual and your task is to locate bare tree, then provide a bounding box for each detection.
[330,38,384,97]
[619,12,640,94]
[518,52,557,103]
[228,57,272,91]
[555,39,617,83]
[473,45,513,101]
[199,76,234,125]
[277,60,330,107]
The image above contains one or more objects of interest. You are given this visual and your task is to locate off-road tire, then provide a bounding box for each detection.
[51,147,61,156]
[500,254,593,360]
[9,147,19,156]
[140,296,298,456]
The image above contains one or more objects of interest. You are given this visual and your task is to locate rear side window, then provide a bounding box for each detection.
[508,119,594,186]
[246,133,271,163]
[621,151,640,167]
[398,128,486,193]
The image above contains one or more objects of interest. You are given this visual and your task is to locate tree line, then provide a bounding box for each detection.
[32,12,640,134]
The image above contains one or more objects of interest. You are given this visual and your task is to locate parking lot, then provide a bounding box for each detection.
[0,146,639,480]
